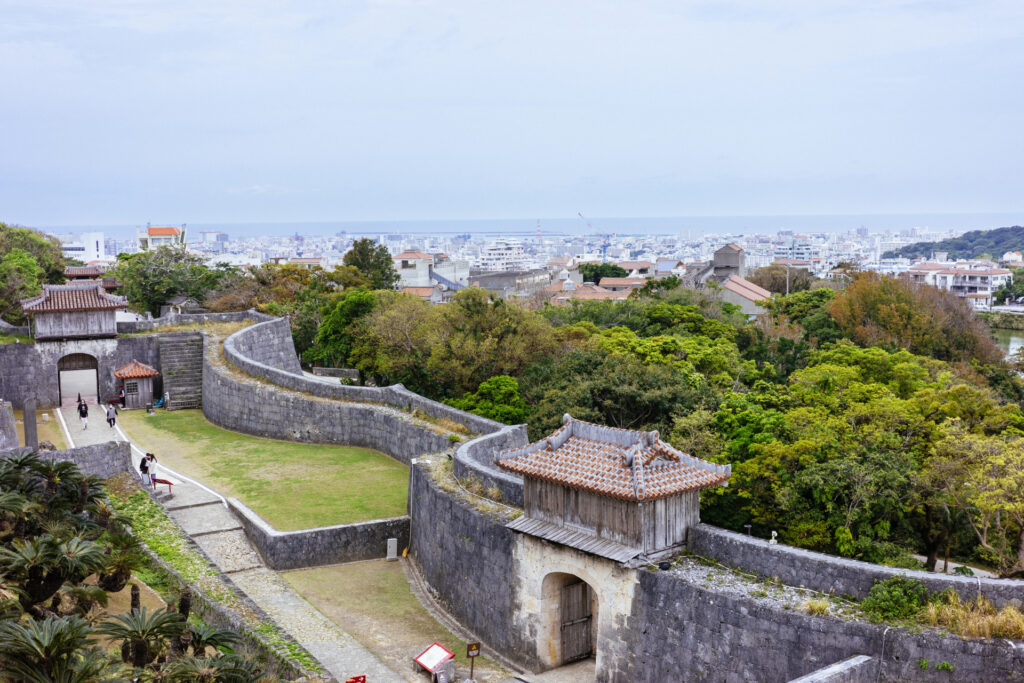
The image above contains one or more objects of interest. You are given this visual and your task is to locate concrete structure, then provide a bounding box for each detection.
[477,238,529,271]
[0,400,16,449]
[470,268,550,298]
[718,274,772,316]
[58,231,106,263]
[401,285,444,304]
[907,259,1012,308]
[22,282,128,340]
[394,250,469,290]
[595,277,646,293]
[113,360,159,409]
[138,224,186,250]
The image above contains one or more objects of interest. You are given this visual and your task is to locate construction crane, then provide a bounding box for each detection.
[578,212,612,262]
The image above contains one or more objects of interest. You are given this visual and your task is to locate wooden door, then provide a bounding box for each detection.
[560,579,593,664]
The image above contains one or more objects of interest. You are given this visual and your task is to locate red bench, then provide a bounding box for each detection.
[150,477,173,493]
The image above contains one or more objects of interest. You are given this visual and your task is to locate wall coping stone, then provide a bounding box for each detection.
[788,655,877,683]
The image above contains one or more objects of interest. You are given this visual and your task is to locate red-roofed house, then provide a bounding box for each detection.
[113,360,160,409]
[907,259,1012,308]
[498,414,730,563]
[138,224,187,250]
[718,275,771,316]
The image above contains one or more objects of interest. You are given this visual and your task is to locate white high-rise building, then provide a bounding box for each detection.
[477,238,529,271]
[58,231,105,262]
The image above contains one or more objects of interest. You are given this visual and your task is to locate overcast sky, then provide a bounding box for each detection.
[2,0,1023,225]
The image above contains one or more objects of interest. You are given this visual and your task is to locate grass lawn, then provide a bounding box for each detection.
[117,409,408,530]
[284,561,509,682]
[13,408,68,450]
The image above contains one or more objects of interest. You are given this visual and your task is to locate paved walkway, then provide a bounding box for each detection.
[58,406,404,682]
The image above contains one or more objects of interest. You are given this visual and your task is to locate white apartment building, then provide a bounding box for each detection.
[138,224,187,250]
[57,231,105,262]
[907,258,1012,309]
[394,250,469,290]
[476,238,530,271]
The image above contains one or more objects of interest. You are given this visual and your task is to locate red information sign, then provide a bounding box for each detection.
[414,642,455,673]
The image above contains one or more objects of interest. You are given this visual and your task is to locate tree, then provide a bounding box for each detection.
[112,246,236,315]
[0,223,65,286]
[342,238,399,290]
[99,606,184,669]
[447,375,529,424]
[0,616,112,682]
[0,248,44,324]
[577,263,627,284]
[304,288,378,368]
[747,264,819,294]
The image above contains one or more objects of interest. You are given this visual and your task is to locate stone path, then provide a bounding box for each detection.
[58,406,404,683]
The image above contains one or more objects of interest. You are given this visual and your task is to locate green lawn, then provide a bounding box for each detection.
[284,561,508,681]
[117,409,408,530]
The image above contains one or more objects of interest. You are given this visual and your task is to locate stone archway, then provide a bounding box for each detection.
[541,572,599,667]
[58,353,99,405]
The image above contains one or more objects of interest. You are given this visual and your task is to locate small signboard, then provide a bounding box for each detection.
[414,642,455,673]
[345,677,366,683]
[467,642,481,658]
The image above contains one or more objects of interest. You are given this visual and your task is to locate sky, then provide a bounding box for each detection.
[2,0,1023,226]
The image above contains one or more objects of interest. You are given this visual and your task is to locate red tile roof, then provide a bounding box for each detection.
[401,286,440,297]
[498,415,730,501]
[147,226,181,236]
[22,283,128,313]
[65,266,104,278]
[598,277,647,287]
[618,261,651,271]
[114,360,160,379]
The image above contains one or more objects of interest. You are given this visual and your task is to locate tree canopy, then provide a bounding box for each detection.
[112,246,237,315]
[881,225,1024,260]
[577,263,627,284]
[342,238,399,290]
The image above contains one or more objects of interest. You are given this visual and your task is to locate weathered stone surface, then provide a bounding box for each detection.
[0,400,16,449]
[453,424,528,507]
[0,441,131,479]
[690,523,1024,609]
[229,498,410,570]
[789,655,877,683]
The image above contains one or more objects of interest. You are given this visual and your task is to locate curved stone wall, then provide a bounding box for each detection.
[222,318,505,436]
[408,462,1024,682]
[690,524,1024,609]
[452,424,528,506]
[203,353,453,463]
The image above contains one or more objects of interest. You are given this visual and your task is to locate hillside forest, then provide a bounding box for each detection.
[4,225,1024,578]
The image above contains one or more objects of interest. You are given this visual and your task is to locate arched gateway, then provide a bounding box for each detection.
[497,415,732,673]
[57,353,99,405]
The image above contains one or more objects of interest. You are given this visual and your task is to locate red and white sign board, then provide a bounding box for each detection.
[414,642,455,673]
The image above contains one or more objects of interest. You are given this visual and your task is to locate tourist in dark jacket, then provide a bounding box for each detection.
[106,404,117,428]
[77,401,88,430]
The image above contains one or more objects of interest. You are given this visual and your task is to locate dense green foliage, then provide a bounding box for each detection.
[0,453,271,679]
[746,263,823,294]
[881,225,1024,260]
[342,237,399,290]
[577,262,627,284]
[993,266,1024,305]
[0,223,67,324]
[299,270,1024,575]
[861,577,930,621]
[112,246,238,316]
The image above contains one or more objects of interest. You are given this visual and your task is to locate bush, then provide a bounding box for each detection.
[861,576,928,622]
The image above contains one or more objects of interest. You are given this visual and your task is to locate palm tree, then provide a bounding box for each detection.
[99,606,183,669]
[0,615,112,682]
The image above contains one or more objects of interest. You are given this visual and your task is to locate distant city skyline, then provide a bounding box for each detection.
[3,1,1023,225]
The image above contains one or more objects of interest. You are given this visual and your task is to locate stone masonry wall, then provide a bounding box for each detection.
[690,523,1024,608]
[227,317,302,374]
[0,401,16,449]
[223,318,505,436]
[0,441,132,479]
[229,498,410,570]
[116,310,273,334]
[610,568,1024,682]
[203,355,452,464]
[410,462,1024,682]
[453,424,528,507]
[408,463,539,670]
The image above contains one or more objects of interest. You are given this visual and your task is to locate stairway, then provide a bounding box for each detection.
[158,334,204,410]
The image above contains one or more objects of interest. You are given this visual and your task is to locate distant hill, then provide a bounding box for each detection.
[882,225,1024,260]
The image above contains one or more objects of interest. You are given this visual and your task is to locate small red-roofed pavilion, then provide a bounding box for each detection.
[113,360,159,409]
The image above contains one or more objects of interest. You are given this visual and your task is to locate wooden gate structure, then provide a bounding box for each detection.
[560,578,593,664]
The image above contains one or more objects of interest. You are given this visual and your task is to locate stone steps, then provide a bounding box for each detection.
[159,335,204,410]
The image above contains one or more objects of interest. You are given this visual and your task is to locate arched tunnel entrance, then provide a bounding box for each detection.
[57,353,99,405]
[541,572,598,667]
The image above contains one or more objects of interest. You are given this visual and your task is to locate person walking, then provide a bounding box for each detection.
[139,453,151,487]
[106,404,117,429]
[77,400,89,430]
[146,453,158,489]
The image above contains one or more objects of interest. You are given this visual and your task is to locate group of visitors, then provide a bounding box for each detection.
[74,387,127,431]
[139,452,159,488]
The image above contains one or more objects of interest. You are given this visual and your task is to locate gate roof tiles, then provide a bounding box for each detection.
[22,283,128,313]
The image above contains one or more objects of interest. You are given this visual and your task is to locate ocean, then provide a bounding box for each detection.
[32,211,1024,240]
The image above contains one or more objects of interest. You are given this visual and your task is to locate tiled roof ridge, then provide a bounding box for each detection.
[114,359,160,379]
[22,282,128,312]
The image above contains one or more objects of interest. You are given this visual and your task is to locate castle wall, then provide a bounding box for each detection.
[407,459,1024,682]
[452,424,528,506]
[228,498,410,570]
[1,441,132,480]
[0,400,16,449]
[690,523,1024,609]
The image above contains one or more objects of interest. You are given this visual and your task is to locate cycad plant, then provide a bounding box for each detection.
[0,615,113,682]
[99,606,184,669]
